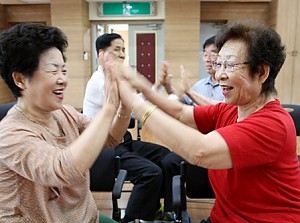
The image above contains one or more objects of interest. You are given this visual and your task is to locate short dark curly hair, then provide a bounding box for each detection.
[215,20,286,96]
[0,23,68,98]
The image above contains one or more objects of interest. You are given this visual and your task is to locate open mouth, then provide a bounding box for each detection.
[53,90,64,96]
[221,85,233,95]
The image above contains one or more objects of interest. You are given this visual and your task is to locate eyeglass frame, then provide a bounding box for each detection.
[201,51,219,60]
[212,60,250,73]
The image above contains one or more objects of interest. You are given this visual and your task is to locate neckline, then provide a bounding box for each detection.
[15,106,64,137]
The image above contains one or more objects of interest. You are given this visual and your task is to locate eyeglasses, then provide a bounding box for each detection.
[212,60,250,73]
[201,51,218,60]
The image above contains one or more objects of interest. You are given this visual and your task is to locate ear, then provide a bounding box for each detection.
[257,64,270,84]
[98,49,104,57]
[98,49,104,64]
[12,72,26,89]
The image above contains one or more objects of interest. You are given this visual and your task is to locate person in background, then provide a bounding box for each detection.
[182,35,224,106]
[113,19,300,222]
[160,36,224,106]
[0,23,125,223]
[83,33,175,222]
[157,36,224,217]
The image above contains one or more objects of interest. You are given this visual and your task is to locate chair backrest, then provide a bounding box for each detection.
[282,104,300,136]
[282,104,300,161]
[185,163,215,198]
[0,102,16,121]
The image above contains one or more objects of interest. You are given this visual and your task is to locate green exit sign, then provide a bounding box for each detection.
[98,2,155,16]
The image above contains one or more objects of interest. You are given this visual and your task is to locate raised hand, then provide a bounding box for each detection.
[116,76,143,111]
[180,65,193,94]
[157,61,174,94]
[103,65,120,112]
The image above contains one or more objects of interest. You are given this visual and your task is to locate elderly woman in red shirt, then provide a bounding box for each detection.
[113,19,300,222]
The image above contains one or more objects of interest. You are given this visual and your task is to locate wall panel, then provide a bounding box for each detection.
[5,4,50,25]
[51,0,91,109]
[0,4,6,31]
[274,0,298,104]
[164,0,200,86]
[201,2,270,23]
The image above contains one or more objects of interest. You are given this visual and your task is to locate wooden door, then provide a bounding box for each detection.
[136,33,156,84]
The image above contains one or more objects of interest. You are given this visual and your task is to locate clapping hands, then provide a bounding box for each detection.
[100,51,152,110]
[180,65,193,94]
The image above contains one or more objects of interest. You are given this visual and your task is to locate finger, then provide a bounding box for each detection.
[180,65,186,78]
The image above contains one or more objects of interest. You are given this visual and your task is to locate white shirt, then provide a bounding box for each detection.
[83,65,179,118]
[82,65,105,118]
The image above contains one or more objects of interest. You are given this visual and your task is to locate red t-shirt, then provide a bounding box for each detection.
[193,100,300,222]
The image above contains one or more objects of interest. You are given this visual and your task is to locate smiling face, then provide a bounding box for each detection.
[19,47,68,113]
[101,38,125,63]
[215,39,263,106]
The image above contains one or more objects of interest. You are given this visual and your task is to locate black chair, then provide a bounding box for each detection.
[90,149,127,221]
[0,102,127,221]
[282,104,300,161]
[172,162,215,222]
[0,101,16,120]
[282,104,300,135]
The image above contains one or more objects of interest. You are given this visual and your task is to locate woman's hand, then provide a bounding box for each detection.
[180,65,193,94]
[158,61,174,94]
[103,62,120,113]
[116,77,143,111]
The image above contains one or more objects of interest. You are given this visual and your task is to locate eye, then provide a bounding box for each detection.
[213,61,222,68]
[46,69,67,75]
[210,53,218,60]
[226,61,235,69]
[46,70,59,75]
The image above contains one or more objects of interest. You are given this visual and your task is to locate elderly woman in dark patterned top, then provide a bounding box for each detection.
[0,23,130,223]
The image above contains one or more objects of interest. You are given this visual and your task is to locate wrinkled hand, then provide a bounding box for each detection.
[100,51,124,79]
[116,66,152,93]
[104,68,120,112]
[180,65,193,94]
[158,61,174,94]
[116,77,142,111]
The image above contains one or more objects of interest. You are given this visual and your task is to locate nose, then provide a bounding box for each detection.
[204,55,212,62]
[120,51,126,58]
[57,72,68,84]
[215,70,228,82]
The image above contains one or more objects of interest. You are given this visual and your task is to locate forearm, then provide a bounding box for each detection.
[109,107,132,141]
[132,100,205,164]
[141,86,185,120]
[70,104,117,174]
[132,100,232,169]
[186,89,220,106]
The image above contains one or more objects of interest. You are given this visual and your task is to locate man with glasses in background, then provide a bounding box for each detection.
[181,35,224,106]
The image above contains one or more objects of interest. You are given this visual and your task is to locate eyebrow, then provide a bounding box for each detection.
[217,55,238,60]
[44,63,66,68]
[114,46,125,51]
